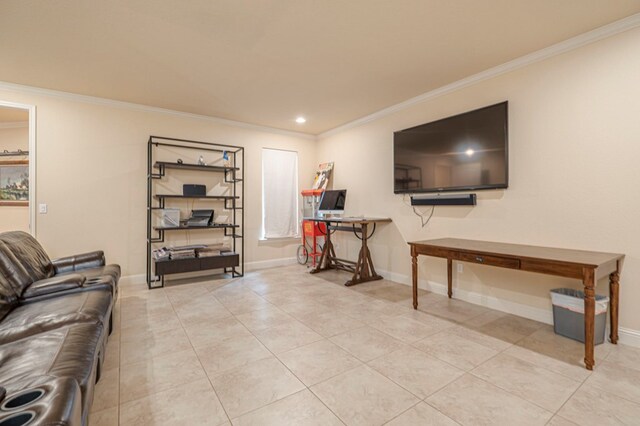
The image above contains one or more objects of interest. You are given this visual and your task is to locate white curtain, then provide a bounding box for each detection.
[262,148,299,238]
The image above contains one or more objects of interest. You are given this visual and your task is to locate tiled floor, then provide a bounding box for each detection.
[90,265,640,425]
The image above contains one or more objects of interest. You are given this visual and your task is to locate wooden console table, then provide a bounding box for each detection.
[310,217,391,286]
[409,238,624,370]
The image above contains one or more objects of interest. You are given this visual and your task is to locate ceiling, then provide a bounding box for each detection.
[1,1,639,135]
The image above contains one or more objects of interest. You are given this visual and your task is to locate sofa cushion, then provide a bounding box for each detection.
[52,250,106,275]
[21,273,86,299]
[0,289,112,345]
[0,323,103,420]
[0,231,54,288]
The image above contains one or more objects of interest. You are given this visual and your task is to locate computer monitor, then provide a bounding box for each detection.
[318,189,347,216]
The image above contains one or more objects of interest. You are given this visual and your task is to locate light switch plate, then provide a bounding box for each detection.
[38,203,47,214]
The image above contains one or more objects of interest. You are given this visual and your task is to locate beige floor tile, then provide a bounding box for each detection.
[471,353,581,411]
[297,309,365,337]
[232,389,342,426]
[463,310,544,343]
[211,357,305,418]
[89,406,118,426]
[310,365,419,426]
[215,291,272,315]
[196,335,273,377]
[515,326,611,372]
[557,383,640,425]
[341,300,405,324]
[361,282,427,303]
[277,339,362,386]
[447,325,512,351]
[243,279,292,295]
[426,374,553,426]
[547,416,579,426]
[164,283,211,305]
[503,345,592,382]
[173,296,232,327]
[422,299,490,323]
[92,368,119,412]
[369,315,452,344]
[585,360,640,404]
[102,337,120,371]
[120,327,192,366]
[119,379,228,426]
[120,311,182,338]
[120,298,174,323]
[606,344,640,372]
[277,300,334,318]
[262,288,312,306]
[184,316,252,349]
[385,402,459,426]
[412,329,499,371]
[368,347,464,399]
[407,291,450,309]
[330,326,405,362]
[253,320,323,353]
[119,349,206,403]
[235,306,296,331]
[400,310,456,335]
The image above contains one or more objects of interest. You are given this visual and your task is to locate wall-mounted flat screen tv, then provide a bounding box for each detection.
[393,101,508,194]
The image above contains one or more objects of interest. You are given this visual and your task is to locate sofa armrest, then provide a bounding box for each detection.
[52,251,105,274]
[22,274,86,299]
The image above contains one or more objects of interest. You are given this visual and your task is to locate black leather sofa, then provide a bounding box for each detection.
[0,231,120,426]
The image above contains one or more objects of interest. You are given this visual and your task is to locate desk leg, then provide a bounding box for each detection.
[412,247,418,310]
[346,223,383,286]
[447,258,453,298]
[310,226,332,274]
[583,267,596,370]
[609,267,620,344]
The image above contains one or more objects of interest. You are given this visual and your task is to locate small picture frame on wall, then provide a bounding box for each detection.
[0,160,29,206]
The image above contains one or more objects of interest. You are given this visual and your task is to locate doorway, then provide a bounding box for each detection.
[0,102,36,235]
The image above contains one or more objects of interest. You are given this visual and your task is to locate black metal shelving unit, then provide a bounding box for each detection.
[146,136,244,289]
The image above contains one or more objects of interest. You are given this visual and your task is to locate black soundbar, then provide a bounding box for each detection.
[410,193,476,206]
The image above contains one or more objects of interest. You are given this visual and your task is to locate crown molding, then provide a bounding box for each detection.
[319,13,640,139]
[0,121,28,129]
[0,81,316,141]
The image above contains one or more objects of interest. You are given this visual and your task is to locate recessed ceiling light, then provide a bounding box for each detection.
[465,148,474,156]
[295,116,306,124]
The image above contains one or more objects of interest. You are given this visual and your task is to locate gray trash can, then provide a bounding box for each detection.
[550,288,609,345]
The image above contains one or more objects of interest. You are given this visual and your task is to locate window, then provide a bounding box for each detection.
[262,148,299,239]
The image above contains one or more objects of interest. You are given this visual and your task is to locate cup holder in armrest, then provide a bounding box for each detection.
[0,411,35,426]
[0,390,44,411]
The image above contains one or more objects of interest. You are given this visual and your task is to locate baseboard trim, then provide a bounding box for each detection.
[120,257,297,285]
[619,327,640,348]
[119,274,146,286]
[379,268,553,325]
[378,268,640,348]
[245,257,297,271]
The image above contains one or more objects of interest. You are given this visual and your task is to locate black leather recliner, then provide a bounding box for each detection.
[0,231,120,426]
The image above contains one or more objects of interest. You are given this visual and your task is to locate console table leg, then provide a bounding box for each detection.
[583,267,596,370]
[412,247,418,310]
[447,258,453,298]
[609,268,620,344]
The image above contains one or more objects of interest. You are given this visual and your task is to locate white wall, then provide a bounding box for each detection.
[317,27,640,332]
[0,88,315,278]
[0,124,29,232]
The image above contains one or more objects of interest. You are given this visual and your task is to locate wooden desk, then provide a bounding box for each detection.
[409,238,624,370]
[310,217,392,286]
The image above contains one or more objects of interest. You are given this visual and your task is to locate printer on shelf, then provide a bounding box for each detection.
[185,209,214,227]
